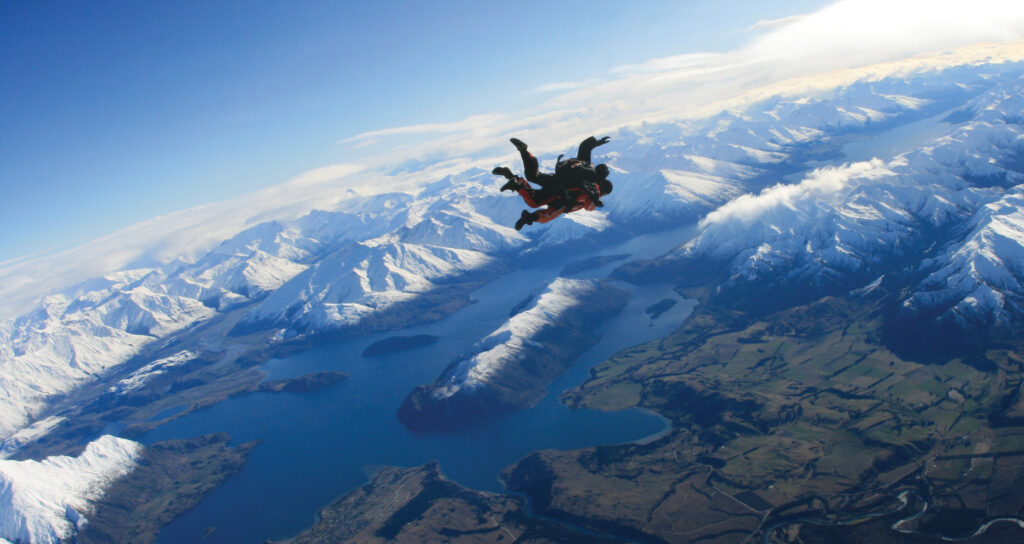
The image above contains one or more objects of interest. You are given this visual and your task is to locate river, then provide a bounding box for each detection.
[142,222,698,544]
[762,489,1024,543]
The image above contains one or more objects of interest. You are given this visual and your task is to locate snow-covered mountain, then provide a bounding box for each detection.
[0,435,142,544]
[0,193,410,445]
[398,278,629,431]
[432,278,616,400]
[905,187,1024,326]
[666,69,1024,327]
[233,171,529,335]
[0,275,215,441]
[2,56,1024,454]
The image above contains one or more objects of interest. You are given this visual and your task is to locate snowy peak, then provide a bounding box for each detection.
[399,210,523,254]
[171,249,309,304]
[907,189,1024,325]
[236,237,496,334]
[0,435,142,544]
[234,173,543,335]
[679,159,913,286]
[0,273,213,439]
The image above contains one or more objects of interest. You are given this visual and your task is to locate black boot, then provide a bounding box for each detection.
[510,138,528,153]
[492,166,514,179]
[515,210,538,231]
[493,167,520,192]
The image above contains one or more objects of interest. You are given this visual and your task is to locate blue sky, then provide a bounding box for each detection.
[0,0,834,262]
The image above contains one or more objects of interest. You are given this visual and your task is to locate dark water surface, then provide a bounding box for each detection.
[145,224,697,544]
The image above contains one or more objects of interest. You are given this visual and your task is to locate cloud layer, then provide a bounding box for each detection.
[340,0,1024,170]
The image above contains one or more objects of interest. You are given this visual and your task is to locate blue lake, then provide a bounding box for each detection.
[143,223,697,544]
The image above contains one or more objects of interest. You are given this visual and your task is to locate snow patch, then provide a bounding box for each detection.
[0,417,65,460]
[661,170,744,204]
[107,350,197,395]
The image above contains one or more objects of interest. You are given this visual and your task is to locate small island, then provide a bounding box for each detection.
[257,371,348,393]
[361,335,439,358]
[645,297,678,320]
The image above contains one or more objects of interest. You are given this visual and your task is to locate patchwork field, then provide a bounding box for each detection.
[505,294,1024,543]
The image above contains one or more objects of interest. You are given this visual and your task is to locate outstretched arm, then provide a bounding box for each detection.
[576,136,611,163]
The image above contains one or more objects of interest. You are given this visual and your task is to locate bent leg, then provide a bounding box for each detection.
[517,184,543,208]
[512,138,541,182]
[535,205,565,224]
[517,180,562,208]
[519,149,540,182]
[533,172,560,190]
[576,136,608,163]
[576,136,598,164]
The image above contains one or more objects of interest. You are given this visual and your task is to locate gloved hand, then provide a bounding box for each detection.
[595,136,611,146]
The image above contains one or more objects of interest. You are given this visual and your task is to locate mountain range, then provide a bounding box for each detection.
[1,51,1024,543]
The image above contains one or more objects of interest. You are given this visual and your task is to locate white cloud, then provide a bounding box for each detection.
[684,160,899,260]
[532,79,600,93]
[342,113,510,144]
[607,52,725,76]
[699,160,893,229]
[747,0,1024,70]
[748,14,807,31]
[277,163,366,189]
